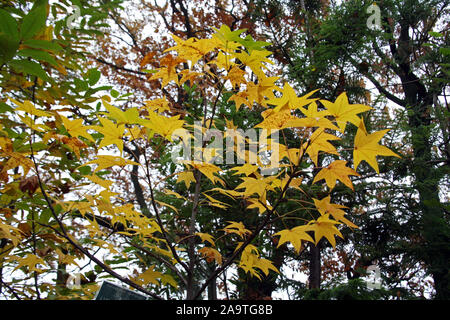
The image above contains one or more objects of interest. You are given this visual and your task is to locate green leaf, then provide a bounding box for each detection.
[20,2,48,40]
[16,142,48,153]
[0,102,13,113]
[110,89,119,98]
[39,208,52,224]
[0,9,19,40]
[73,78,88,92]
[78,166,92,175]
[0,9,20,63]
[22,39,62,52]
[428,31,443,38]
[17,48,58,67]
[9,59,50,81]
[87,68,101,86]
[439,47,450,56]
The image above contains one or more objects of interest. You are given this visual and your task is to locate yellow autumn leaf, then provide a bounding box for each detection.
[13,254,46,273]
[163,189,186,200]
[83,155,139,172]
[176,171,196,189]
[92,117,125,152]
[181,160,223,186]
[307,214,343,248]
[223,221,251,239]
[298,101,331,118]
[353,120,400,173]
[246,198,272,214]
[225,65,247,87]
[196,232,216,246]
[274,225,314,253]
[144,112,185,141]
[304,128,340,166]
[155,200,179,213]
[102,100,141,125]
[266,84,317,112]
[198,247,222,265]
[1,152,34,176]
[202,193,230,209]
[230,163,259,176]
[313,195,358,229]
[320,92,372,132]
[253,258,280,276]
[0,221,22,246]
[137,266,163,286]
[284,116,340,131]
[233,49,273,78]
[60,115,94,142]
[206,187,242,199]
[238,244,278,278]
[10,99,52,117]
[312,160,360,190]
[84,174,113,189]
[245,76,280,107]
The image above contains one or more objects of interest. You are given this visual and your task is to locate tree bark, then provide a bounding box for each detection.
[308,242,321,289]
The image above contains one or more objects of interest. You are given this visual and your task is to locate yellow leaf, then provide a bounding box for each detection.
[163,189,186,200]
[266,84,317,112]
[312,160,359,190]
[150,53,185,87]
[137,266,163,286]
[228,91,251,110]
[202,193,230,209]
[102,100,141,125]
[18,114,49,132]
[274,225,314,253]
[223,221,251,239]
[198,247,222,265]
[93,117,125,152]
[283,116,340,131]
[225,65,247,87]
[60,116,94,142]
[55,248,79,266]
[231,163,259,176]
[246,198,272,214]
[233,49,273,78]
[144,98,170,113]
[84,174,113,189]
[83,155,139,172]
[10,99,52,117]
[245,76,280,107]
[320,92,372,132]
[235,176,275,198]
[196,232,216,246]
[304,128,340,166]
[160,274,178,288]
[313,195,358,229]
[307,214,343,248]
[0,221,22,246]
[155,200,179,213]
[206,187,242,199]
[238,244,278,278]
[254,258,279,276]
[176,171,196,189]
[298,101,330,118]
[181,161,223,186]
[179,69,202,85]
[13,254,45,273]
[255,108,296,131]
[353,120,400,173]
[2,152,34,176]
[144,112,185,141]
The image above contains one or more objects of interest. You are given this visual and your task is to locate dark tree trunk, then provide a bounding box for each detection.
[308,242,321,289]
